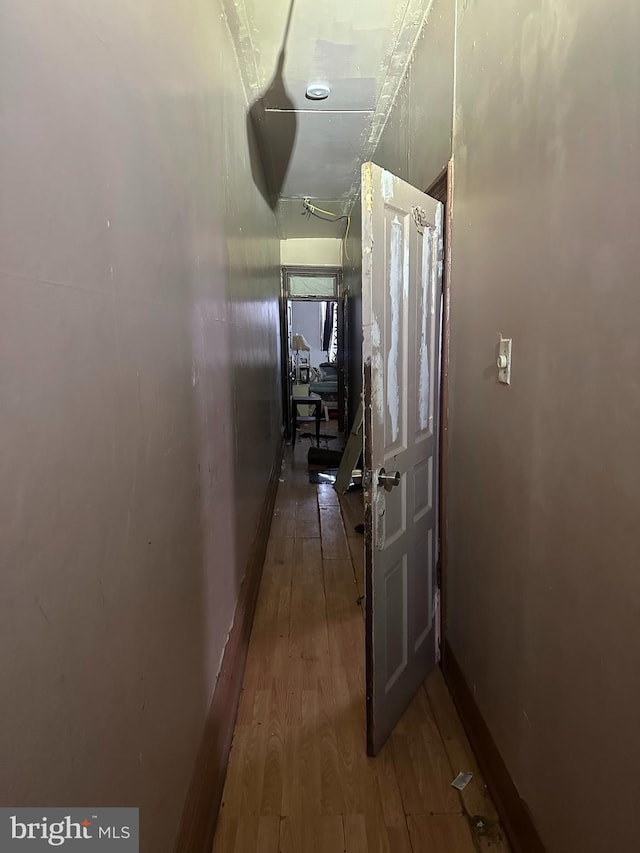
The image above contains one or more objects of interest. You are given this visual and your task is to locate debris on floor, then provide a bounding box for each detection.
[472,817,507,847]
[308,469,340,485]
[308,469,360,490]
[298,431,336,444]
[451,770,473,791]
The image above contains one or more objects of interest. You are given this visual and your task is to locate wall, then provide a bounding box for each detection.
[280,237,343,267]
[447,2,640,851]
[343,202,363,429]
[373,0,454,189]
[375,0,640,851]
[0,2,281,851]
[344,0,454,430]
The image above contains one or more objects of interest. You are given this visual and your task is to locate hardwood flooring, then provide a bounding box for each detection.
[213,432,510,853]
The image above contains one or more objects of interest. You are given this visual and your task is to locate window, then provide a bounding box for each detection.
[288,274,337,298]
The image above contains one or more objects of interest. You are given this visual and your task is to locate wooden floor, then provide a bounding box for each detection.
[212,429,510,853]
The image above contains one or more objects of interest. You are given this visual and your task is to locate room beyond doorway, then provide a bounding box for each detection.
[280,266,346,437]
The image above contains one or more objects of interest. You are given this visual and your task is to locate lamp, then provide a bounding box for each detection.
[291,333,311,383]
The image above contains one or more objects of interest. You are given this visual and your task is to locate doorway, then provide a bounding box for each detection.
[425,163,452,657]
[280,266,346,438]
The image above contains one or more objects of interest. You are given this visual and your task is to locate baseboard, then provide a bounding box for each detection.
[174,439,283,853]
[442,641,546,853]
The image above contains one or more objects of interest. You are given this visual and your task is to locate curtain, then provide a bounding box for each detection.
[322,301,334,353]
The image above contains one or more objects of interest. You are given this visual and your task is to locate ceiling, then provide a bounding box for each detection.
[223,0,435,237]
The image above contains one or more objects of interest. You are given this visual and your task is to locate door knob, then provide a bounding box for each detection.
[378,468,401,491]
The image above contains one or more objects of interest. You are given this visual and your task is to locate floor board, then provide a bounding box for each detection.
[212,429,510,852]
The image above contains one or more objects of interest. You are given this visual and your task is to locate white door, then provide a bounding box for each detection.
[362,162,443,755]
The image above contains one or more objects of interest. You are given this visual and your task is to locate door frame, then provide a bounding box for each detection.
[279,265,345,438]
[425,160,453,653]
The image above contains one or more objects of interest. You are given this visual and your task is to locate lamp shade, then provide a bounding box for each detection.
[291,333,311,351]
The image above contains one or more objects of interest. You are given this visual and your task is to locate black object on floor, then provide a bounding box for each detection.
[307,447,343,467]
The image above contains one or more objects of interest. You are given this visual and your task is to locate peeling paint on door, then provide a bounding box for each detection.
[371,317,385,424]
[382,170,395,202]
[418,226,432,431]
[387,215,402,443]
[363,161,374,213]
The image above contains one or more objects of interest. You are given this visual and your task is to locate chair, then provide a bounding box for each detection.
[291,394,322,448]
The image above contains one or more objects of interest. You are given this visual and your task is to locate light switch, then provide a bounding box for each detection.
[497,336,512,384]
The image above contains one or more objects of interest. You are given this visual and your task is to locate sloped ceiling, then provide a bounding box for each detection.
[223,0,434,237]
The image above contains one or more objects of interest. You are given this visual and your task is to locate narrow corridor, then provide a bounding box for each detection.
[212,434,510,852]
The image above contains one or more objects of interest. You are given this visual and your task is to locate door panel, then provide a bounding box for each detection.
[362,162,443,755]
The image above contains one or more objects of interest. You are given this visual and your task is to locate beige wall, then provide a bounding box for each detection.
[375,0,640,851]
[280,237,343,267]
[0,2,281,851]
[448,2,640,850]
[351,0,454,426]
[374,0,454,189]
[343,201,363,429]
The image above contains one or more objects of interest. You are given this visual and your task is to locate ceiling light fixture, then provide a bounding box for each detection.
[305,82,330,101]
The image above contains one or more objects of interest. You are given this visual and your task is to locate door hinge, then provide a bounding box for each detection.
[436,556,442,589]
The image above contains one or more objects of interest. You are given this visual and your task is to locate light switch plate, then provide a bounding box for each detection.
[498,336,512,384]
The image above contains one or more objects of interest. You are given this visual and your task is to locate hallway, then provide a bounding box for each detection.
[3,2,639,851]
[212,435,509,852]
